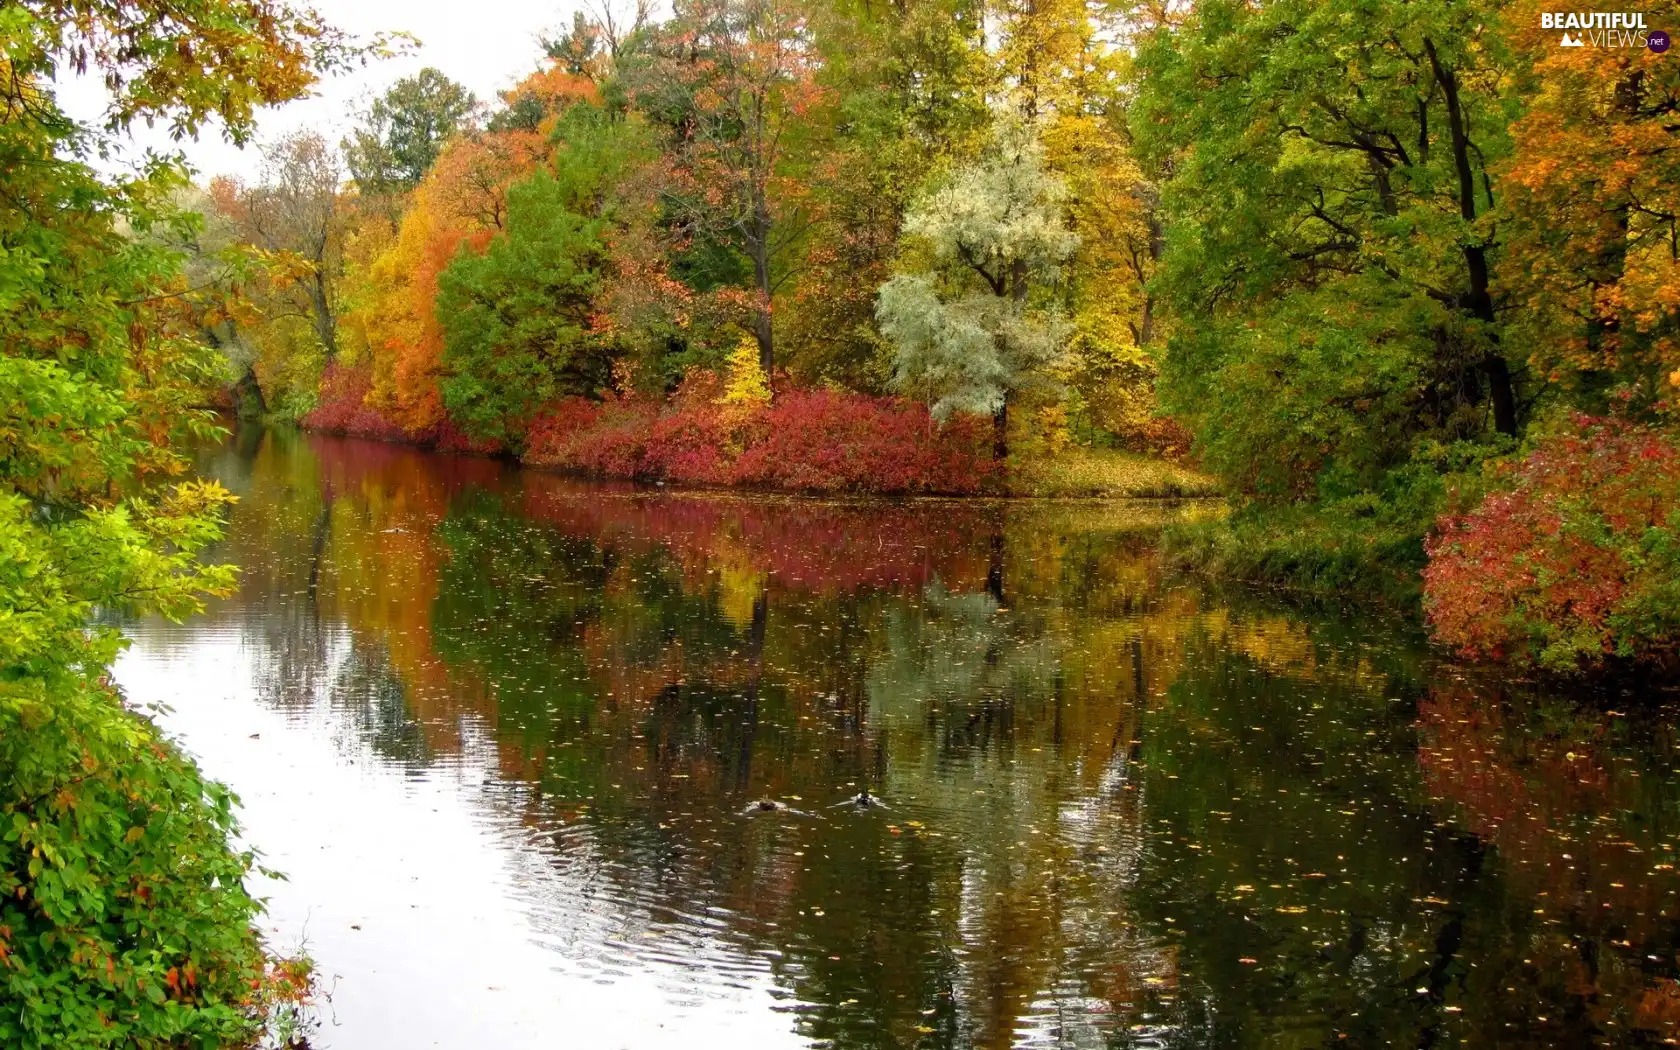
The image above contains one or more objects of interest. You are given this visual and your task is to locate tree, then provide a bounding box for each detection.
[1500,11,1680,414]
[348,96,559,431]
[0,0,373,1044]
[1132,0,1523,499]
[876,108,1077,459]
[437,107,654,443]
[774,0,992,390]
[632,0,826,378]
[438,171,610,442]
[544,0,654,78]
[343,67,477,195]
[213,130,348,359]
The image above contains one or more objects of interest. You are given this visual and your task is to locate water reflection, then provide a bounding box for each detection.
[116,425,1680,1049]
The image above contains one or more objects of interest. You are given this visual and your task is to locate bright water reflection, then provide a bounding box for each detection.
[114,425,1680,1049]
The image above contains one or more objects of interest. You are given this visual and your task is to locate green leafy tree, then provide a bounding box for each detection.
[343,67,477,195]
[0,1,376,1045]
[774,0,993,390]
[1132,0,1523,500]
[439,107,655,443]
[876,107,1077,459]
[628,0,827,378]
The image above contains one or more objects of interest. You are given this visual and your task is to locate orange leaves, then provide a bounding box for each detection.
[500,65,598,118]
[1499,0,1680,401]
[349,118,558,433]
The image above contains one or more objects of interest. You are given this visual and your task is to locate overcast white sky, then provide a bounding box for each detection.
[56,0,578,183]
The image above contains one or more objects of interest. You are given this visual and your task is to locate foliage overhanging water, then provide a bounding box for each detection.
[114,426,1680,1049]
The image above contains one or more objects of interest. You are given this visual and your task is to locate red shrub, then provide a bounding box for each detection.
[524,395,656,478]
[521,384,995,495]
[1423,416,1680,671]
[644,406,736,485]
[729,388,993,494]
[304,363,408,442]
[431,418,505,456]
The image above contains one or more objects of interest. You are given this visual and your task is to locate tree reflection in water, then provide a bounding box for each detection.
[164,424,1680,1048]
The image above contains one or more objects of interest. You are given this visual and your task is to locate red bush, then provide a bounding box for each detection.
[1423,416,1680,671]
[729,388,993,494]
[522,385,995,495]
[304,363,408,442]
[525,395,656,477]
[431,418,505,456]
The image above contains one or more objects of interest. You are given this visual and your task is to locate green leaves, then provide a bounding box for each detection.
[344,68,478,194]
[437,109,656,446]
[1,1,337,1044]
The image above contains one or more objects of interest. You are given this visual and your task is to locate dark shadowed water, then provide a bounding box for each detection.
[112,425,1680,1049]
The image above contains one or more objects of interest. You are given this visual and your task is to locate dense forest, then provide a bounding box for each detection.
[190,0,1680,673]
[1,0,1678,1044]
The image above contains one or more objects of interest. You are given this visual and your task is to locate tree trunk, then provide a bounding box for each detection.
[233,365,267,420]
[992,397,1009,462]
[753,301,773,378]
[1482,352,1516,437]
[1426,38,1516,437]
[750,198,775,380]
[309,272,338,360]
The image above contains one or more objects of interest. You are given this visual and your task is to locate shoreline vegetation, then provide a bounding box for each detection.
[290,381,1220,499]
[3,0,1679,1042]
[2,2,362,1047]
[189,0,1677,675]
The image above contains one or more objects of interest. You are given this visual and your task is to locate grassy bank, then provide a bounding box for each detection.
[1160,502,1428,609]
[1005,447,1219,498]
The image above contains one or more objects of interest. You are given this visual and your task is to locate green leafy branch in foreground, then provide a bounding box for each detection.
[1,0,372,1044]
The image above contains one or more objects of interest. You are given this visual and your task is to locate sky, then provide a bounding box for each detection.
[56,0,578,183]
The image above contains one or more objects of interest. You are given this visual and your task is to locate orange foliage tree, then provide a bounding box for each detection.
[1501,2,1680,412]
[345,66,597,432]
[632,0,828,378]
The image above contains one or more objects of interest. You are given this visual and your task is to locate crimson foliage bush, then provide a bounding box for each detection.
[730,388,993,493]
[524,386,994,494]
[305,365,503,454]
[302,363,408,443]
[1423,417,1680,671]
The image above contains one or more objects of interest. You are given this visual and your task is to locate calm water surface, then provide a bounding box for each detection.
[113,426,1680,1048]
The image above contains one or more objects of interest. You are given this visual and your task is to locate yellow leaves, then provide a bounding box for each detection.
[719,334,771,410]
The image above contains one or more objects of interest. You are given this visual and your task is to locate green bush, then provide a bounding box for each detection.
[0,678,304,1050]
[0,1,351,1043]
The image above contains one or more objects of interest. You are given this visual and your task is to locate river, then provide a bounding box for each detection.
[111,425,1680,1048]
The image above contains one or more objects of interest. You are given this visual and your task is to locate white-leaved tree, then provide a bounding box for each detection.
[876,106,1077,459]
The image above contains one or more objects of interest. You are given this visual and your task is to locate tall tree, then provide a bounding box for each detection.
[775,0,992,389]
[343,67,477,195]
[876,108,1077,459]
[438,106,656,443]
[632,0,826,378]
[1500,6,1680,414]
[213,131,347,359]
[347,83,559,432]
[1132,0,1523,498]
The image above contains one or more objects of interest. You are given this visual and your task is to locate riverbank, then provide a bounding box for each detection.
[128,425,1680,1047]
[1160,503,1427,610]
[297,366,1218,500]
